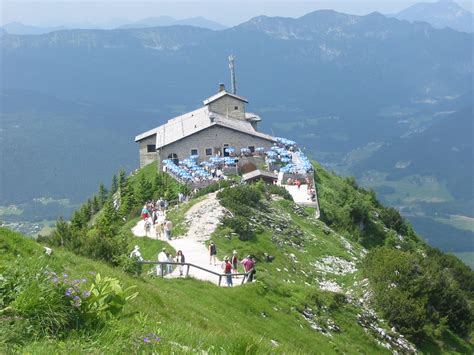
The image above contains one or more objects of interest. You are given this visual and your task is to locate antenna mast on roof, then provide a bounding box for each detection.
[228,54,237,94]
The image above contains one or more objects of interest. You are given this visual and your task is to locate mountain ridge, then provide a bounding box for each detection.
[393,0,473,33]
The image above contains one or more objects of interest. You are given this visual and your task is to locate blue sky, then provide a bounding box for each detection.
[1,0,472,27]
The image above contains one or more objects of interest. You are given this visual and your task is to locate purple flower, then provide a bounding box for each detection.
[82,291,91,298]
[73,295,80,301]
[73,279,81,284]
[52,277,59,283]
[65,289,72,297]
[155,337,161,342]
[62,273,68,278]
[143,337,150,343]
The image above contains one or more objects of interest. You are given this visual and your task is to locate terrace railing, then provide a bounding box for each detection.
[141,261,250,286]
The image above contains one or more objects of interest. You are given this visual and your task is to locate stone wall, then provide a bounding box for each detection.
[158,125,274,165]
[139,136,158,168]
[208,96,245,119]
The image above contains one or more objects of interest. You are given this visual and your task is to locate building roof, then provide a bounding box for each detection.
[242,169,278,182]
[134,106,275,148]
[202,90,248,106]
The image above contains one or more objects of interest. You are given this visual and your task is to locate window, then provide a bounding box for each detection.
[205,148,212,156]
[248,146,255,153]
[167,153,179,165]
[190,149,198,156]
[147,144,156,153]
[234,106,239,110]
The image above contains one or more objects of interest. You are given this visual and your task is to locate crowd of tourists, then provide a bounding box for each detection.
[130,238,256,286]
[140,197,186,240]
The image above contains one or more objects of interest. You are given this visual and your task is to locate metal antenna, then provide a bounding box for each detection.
[228,55,236,94]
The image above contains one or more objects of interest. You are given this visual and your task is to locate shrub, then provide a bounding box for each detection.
[380,207,408,235]
[81,273,138,322]
[119,255,143,277]
[264,184,293,201]
[0,257,138,346]
[0,260,79,340]
[222,216,254,241]
[218,185,263,216]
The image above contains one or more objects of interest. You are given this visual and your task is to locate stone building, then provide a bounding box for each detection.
[135,84,276,168]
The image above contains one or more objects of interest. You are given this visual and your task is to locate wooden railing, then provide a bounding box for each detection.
[141,261,250,286]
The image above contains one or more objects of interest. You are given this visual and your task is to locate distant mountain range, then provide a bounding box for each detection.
[0,16,227,35]
[393,0,473,33]
[117,16,227,30]
[0,9,472,252]
[0,22,68,35]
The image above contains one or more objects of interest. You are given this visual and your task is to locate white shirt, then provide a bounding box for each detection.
[158,251,168,262]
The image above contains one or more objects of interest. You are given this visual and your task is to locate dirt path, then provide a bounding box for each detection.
[132,193,239,286]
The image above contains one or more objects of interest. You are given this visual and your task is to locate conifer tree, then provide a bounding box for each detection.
[135,174,152,204]
[118,169,127,193]
[110,174,119,197]
[97,183,108,207]
[91,195,100,214]
[52,217,71,247]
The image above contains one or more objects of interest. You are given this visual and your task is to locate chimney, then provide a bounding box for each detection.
[218,83,225,92]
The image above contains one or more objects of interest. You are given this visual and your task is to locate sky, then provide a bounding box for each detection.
[1,0,472,27]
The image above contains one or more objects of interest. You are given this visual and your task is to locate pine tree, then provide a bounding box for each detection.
[52,217,71,247]
[153,171,162,198]
[110,174,119,197]
[96,199,120,237]
[119,190,135,219]
[135,174,152,204]
[118,169,127,193]
[97,183,108,207]
[91,195,100,214]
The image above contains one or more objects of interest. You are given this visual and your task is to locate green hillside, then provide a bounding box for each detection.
[1,163,473,353]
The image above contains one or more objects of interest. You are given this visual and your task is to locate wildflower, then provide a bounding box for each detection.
[73,279,81,284]
[65,289,73,297]
[63,273,68,278]
[82,291,91,298]
[143,337,150,343]
[73,295,80,301]
[155,337,161,342]
[52,277,59,283]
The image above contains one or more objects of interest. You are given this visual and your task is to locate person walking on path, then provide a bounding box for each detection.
[144,219,151,237]
[141,205,149,220]
[231,250,239,274]
[175,250,185,276]
[241,255,256,283]
[166,252,173,274]
[157,248,168,276]
[155,221,163,239]
[164,220,173,240]
[209,242,217,265]
[223,256,233,287]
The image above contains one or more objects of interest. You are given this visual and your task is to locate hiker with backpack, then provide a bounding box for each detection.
[175,250,185,276]
[209,242,217,265]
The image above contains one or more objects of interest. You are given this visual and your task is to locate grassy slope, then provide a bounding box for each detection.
[2,162,472,353]
[1,228,386,354]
